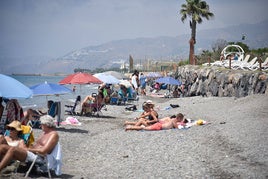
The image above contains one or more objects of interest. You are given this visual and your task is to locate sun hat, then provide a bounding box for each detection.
[40,115,56,128]
[146,100,154,105]
[7,120,22,131]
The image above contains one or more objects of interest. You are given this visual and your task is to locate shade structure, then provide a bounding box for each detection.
[146,72,162,78]
[0,74,32,99]
[155,76,181,86]
[93,73,120,84]
[59,72,102,85]
[119,80,132,88]
[103,71,127,80]
[30,81,72,96]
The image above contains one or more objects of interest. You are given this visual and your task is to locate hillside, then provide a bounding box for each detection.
[1,20,268,74]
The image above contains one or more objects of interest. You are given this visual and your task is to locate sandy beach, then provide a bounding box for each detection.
[13,93,268,178]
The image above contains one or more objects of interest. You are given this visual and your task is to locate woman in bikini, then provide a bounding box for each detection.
[124,101,158,127]
[0,120,26,148]
[125,113,185,131]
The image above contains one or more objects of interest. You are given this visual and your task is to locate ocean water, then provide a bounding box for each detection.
[11,75,100,109]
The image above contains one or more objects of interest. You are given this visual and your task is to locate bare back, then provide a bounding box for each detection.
[161,118,178,130]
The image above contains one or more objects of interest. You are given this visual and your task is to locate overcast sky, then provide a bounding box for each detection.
[0,0,267,58]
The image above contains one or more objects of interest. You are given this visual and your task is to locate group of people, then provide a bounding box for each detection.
[0,97,61,175]
[0,115,61,175]
[124,100,187,131]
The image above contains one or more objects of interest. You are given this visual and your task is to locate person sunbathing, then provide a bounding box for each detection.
[124,101,158,127]
[0,115,59,173]
[125,113,184,131]
[80,93,104,115]
[0,120,26,148]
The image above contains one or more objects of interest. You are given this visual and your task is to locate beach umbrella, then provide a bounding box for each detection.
[155,76,181,86]
[146,72,162,78]
[30,81,72,96]
[0,74,32,99]
[59,72,102,85]
[103,71,127,80]
[93,73,120,84]
[119,80,132,88]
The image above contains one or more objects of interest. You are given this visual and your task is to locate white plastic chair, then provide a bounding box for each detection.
[250,57,268,71]
[25,142,62,178]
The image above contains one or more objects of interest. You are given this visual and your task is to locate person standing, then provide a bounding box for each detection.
[131,70,139,95]
[139,73,147,95]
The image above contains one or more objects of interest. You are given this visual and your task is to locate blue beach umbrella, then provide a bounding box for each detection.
[146,72,162,78]
[30,81,72,96]
[93,73,120,84]
[0,74,32,99]
[155,76,181,86]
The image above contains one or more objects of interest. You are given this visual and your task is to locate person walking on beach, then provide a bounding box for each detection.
[0,115,59,174]
[125,113,184,131]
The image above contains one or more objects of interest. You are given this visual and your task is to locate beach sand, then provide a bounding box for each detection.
[15,94,268,178]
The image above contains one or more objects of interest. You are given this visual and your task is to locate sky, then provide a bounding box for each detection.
[0,0,267,59]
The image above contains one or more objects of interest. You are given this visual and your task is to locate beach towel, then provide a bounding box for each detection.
[6,99,24,123]
[60,116,81,126]
[177,119,210,129]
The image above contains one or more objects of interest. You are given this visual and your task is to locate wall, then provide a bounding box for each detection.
[176,65,268,98]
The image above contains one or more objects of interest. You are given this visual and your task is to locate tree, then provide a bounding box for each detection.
[180,0,214,65]
[228,41,250,53]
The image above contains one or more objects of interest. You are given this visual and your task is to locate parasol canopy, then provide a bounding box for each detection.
[155,76,181,86]
[0,74,32,99]
[30,81,72,96]
[59,72,102,85]
[93,73,120,84]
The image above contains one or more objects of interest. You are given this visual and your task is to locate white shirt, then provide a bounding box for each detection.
[131,75,138,89]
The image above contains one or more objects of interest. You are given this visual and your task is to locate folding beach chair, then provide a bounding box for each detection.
[83,93,107,117]
[25,142,62,178]
[48,102,57,117]
[48,101,62,126]
[65,95,81,115]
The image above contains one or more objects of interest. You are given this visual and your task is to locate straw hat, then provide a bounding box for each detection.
[7,120,22,131]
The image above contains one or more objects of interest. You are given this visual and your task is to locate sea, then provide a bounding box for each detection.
[11,75,100,110]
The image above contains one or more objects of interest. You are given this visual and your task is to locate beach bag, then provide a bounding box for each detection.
[125,105,137,111]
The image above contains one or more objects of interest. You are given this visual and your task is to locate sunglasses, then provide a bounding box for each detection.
[7,128,16,131]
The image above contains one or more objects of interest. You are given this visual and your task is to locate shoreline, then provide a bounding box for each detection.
[11,73,68,77]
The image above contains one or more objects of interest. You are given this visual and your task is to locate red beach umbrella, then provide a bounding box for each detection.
[59,72,102,85]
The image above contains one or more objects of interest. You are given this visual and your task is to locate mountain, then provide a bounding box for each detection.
[2,20,268,74]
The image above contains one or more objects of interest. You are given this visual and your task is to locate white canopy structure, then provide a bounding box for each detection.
[221,44,245,61]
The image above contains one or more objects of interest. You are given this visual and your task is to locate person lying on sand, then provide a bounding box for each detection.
[124,101,158,127]
[125,113,185,131]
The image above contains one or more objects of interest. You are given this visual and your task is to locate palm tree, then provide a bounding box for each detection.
[180,0,214,65]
